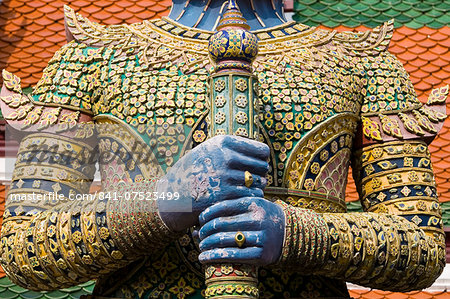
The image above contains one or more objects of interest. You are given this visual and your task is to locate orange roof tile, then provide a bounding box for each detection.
[0,0,172,86]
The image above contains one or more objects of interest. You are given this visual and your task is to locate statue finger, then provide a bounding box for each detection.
[221,135,270,161]
[199,214,258,240]
[227,152,269,176]
[198,247,264,264]
[199,197,255,225]
[199,231,263,251]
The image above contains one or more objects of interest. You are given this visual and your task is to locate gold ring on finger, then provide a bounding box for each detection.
[244,171,253,188]
[235,231,245,248]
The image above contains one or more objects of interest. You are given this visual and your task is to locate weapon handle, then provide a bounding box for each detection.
[205,2,261,297]
[205,264,259,298]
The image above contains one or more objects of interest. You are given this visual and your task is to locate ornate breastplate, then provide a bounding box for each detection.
[59,12,382,213]
[264,113,358,213]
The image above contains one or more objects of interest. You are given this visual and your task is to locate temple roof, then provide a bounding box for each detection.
[293,0,450,29]
[0,0,172,87]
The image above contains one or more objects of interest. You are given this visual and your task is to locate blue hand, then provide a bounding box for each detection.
[197,197,285,266]
[157,135,270,232]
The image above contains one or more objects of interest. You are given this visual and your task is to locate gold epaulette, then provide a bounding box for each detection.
[64,6,213,74]
[0,70,93,136]
[332,20,394,56]
[64,5,140,47]
[361,85,448,143]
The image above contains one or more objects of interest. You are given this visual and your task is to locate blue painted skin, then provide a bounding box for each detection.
[198,197,285,266]
[168,0,287,31]
[158,135,271,232]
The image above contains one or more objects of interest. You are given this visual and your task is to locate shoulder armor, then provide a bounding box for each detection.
[0,70,93,137]
[254,21,393,73]
[332,20,394,56]
[360,85,448,145]
[64,6,211,74]
[64,5,150,48]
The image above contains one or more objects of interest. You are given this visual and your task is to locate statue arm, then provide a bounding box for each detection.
[0,41,177,291]
[276,52,446,291]
[1,131,176,291]
[276,146,445,291]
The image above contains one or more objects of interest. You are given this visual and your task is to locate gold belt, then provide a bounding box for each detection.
[265,187,347,213]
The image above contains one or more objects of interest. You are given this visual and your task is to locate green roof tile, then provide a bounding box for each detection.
[426,10,444,18]
[361,8,379,17]
[321,0,340,5]
[0,290,20,299]
[372,2,392,11]
[8,285,28,294]
[351,3,370,12]
[340,8,359,17]
[422,0,445,4]
[0,277,94,299]
[404,9,424,19]
[0,279,15,288]
[310,2,329,11]
[341,19,361,27]
[323,19,342,27]
[301,7,320,17]
[333,13,350,22]
[20,293,45,299]
[384,8,402,18]
[441,202,450,226]
[342,0,360,5]
[415,14,436,24]
[394,14,413,23]
[405,19,428,28]
[318,12,338,22]
[436,14,450,25]
[434,2,450,11]
[293,3,310,12]
[301,0,317,5]
[332,2,350,11]
[320,9,338,17]
[415,2,433,11]
[394,2,414,12]
[346,202,363,213]
[354,14,372,23]
[293,0,449,28]
[373,15,392,24]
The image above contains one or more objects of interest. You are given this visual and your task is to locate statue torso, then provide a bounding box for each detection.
[27,14,417,298]
[51,17,384,195]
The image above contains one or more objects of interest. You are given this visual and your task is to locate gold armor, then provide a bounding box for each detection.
[0,5,447,298]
